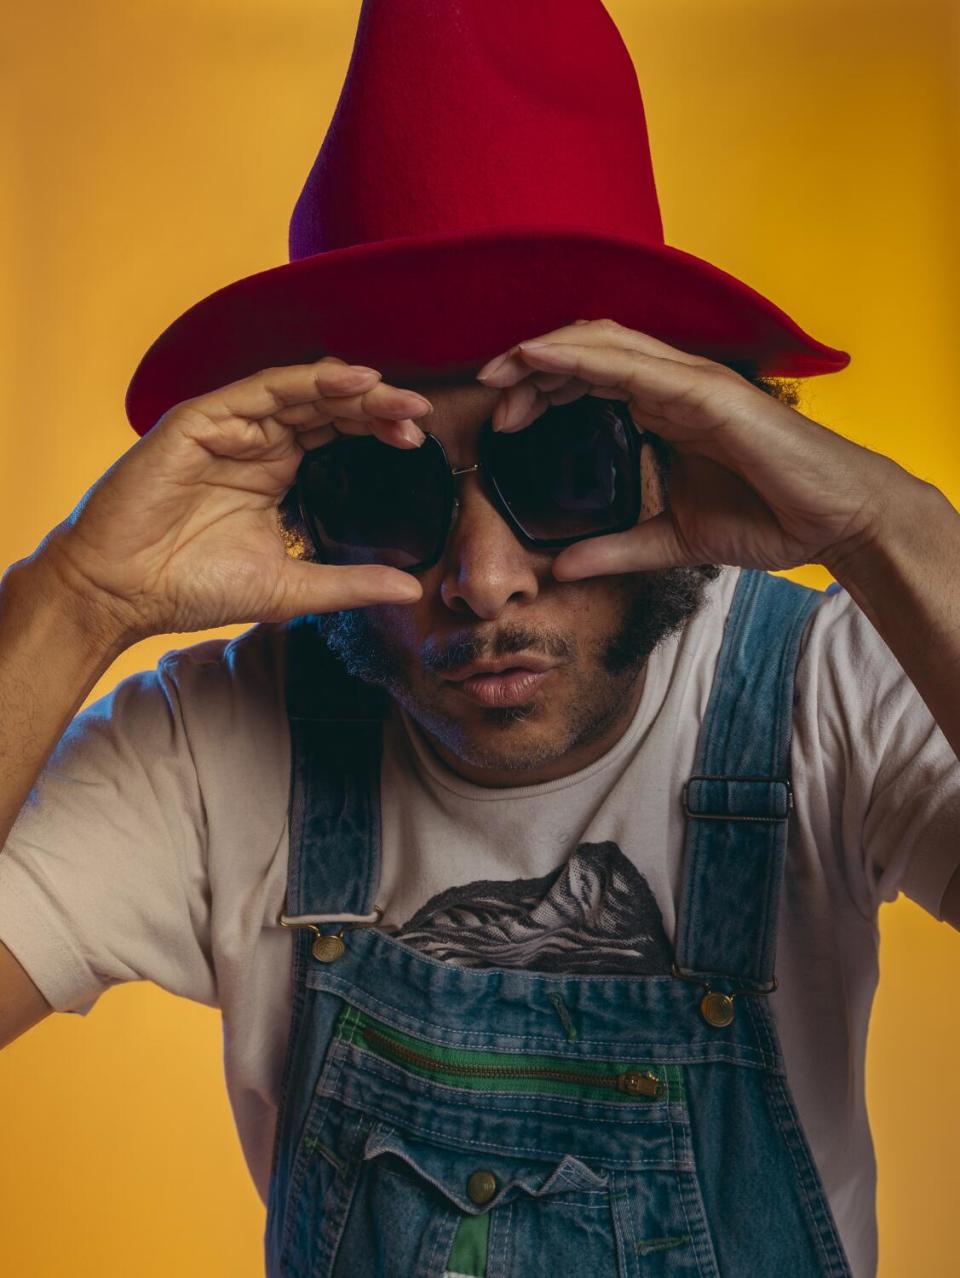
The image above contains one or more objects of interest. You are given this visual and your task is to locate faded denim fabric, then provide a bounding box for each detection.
[264,569,853,1277]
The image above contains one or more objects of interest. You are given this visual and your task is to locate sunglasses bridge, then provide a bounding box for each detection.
[297,410,645,573]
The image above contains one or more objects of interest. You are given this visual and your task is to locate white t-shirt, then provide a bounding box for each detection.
[2,566,958,1278]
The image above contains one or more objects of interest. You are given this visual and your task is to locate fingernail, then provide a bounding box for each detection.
[477,353,509,381]
[348,365,381,376]
[405,394,433,413]
[492,400,518,432]
[519,341,547,350]
[384,578,421,601]
[400,422,427,447]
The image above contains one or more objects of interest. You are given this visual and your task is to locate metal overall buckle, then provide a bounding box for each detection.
[279,905,385,963]
[671,964,779,1028]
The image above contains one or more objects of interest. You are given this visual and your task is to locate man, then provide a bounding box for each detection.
[1,2,958,1276]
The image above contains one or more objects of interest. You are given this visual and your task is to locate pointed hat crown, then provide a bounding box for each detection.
[125,0,848,436]
[289,0,663,257]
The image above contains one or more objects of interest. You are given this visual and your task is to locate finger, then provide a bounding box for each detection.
[477,320,708,387]
[528,372,570,392]
[492,376,627,433]
[545,378,595,406]
[329,415,427,447]
[357,417,427,448]
[273,401,331,427]
[296,424,339,451]
[491,380,546,431]
[199,359,384,422]
[321,382,434,425]
[506,343,723,437]
[278,386,432,437]
[274,561,422,619]
[285,400,428,450]
[552,512,690,580]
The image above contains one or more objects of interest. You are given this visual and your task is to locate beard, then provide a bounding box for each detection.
[320,564,719,774]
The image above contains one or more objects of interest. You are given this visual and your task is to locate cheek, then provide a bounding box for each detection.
[363,598,431,654]
[560,578,635,631]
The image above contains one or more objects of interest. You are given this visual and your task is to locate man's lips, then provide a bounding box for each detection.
[443,657,559,708]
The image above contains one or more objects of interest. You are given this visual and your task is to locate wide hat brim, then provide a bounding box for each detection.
[125,226,849,436]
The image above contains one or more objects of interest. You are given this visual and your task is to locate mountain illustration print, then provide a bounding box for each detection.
[388,840,673,975]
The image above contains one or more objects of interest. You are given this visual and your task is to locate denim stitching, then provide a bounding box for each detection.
[329,1049,691,1142]
[678,569,753,965]
[316,1147,364,1274]
[336,1041,682,1120]
[325,1061,686,1166]
[681,1168,722,1277]
[280,1004,358,1260]
[353,1114,681,1170]
[423,1210,459,1278]
[608,1170,634,1278]
[490,1200,512,1277]
[537,1200,615,1212]
[551,1157,608,1190]
[751,596,814,983]
[636,1234,693,1255]
[764,1074,850,1276]
[305,980,775,1067]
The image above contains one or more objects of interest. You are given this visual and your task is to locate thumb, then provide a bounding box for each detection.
[552,512,689,580]
[270,559,422,621]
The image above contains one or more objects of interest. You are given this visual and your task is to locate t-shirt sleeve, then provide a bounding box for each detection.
[804,586,960,922]
[0,648,223,1016]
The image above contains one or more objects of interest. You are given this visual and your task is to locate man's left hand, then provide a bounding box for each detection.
[475,319,918,581]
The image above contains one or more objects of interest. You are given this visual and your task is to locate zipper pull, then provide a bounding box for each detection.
[617,1070,662,1098]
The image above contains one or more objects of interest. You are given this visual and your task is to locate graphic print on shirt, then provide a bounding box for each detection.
[388,840,673,975]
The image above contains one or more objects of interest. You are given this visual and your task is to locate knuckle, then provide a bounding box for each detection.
[708,363,742,387]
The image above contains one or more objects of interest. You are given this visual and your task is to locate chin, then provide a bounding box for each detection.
[421,703,575,774]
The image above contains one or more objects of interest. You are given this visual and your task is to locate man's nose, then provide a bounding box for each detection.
[438,474,546,619]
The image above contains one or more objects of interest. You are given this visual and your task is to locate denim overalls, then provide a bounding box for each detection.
[264,568,853,1277]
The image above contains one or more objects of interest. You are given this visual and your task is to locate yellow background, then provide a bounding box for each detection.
[2,0,959,1273]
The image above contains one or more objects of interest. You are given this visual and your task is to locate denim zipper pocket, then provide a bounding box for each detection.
[336,1006,683,1103]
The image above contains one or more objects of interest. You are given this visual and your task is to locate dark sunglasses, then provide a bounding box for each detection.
[295,396,643,573]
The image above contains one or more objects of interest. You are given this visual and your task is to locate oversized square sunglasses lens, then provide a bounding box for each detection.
[485,399,639,542]
[296,435,450,570]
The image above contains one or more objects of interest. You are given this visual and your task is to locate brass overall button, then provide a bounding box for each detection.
[466,1170,498,1205]
[312,933,346,963]
[700,991,735,1028]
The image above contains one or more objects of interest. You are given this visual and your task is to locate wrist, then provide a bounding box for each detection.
[820,461,943,582]
[822,470,956,602]
[3,542,139,664]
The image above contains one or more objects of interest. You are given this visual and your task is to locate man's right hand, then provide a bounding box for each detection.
[32,356,432,646]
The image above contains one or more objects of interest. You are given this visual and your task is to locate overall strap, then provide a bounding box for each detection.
[283,614,387,921]
[674,569,821,987]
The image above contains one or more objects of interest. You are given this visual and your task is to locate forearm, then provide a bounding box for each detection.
[825,475,960,762]
[0,553,129,849]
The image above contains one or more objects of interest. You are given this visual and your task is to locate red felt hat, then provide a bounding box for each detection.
[125,0,850,437]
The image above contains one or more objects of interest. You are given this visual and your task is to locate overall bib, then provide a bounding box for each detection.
[264,568,854,1277]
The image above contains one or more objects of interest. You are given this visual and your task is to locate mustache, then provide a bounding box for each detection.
[421,623,576,675]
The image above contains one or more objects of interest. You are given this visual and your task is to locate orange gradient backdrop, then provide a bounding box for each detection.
[2,1,959,1274]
